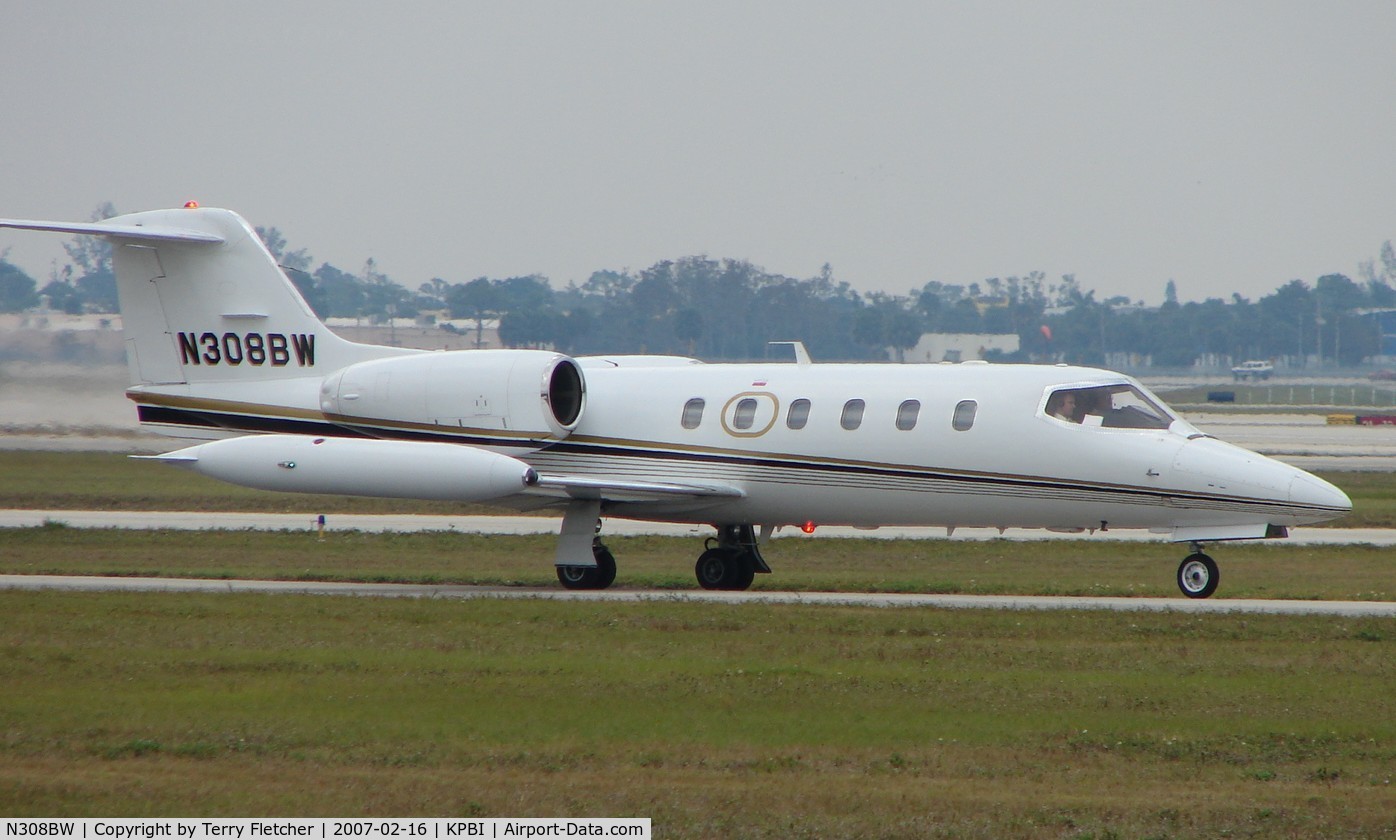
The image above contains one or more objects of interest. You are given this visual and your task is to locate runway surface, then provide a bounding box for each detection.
[4,508,1394,545]
[3,573,1394,616]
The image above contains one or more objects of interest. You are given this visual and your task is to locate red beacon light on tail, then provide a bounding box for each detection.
[183,200,200,209]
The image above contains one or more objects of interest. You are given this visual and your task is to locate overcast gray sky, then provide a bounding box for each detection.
[2,1,1394,304]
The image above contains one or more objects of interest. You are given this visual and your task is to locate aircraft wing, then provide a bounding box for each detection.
[529,474,744,502]
[527,474,744,569]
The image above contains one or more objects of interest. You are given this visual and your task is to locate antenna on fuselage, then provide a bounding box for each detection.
[767,340,812,367]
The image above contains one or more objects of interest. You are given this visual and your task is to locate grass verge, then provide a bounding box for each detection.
[3,526,1396,600]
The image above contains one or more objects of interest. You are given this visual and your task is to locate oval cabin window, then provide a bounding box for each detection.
[681,398,705,429]
[952,399,977,431]
[787,398,811,430]
[841,399,865,430]
[733,398,758,430]
[896,399,920,431]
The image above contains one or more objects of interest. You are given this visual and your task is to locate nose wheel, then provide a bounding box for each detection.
[1177,551,1219,599]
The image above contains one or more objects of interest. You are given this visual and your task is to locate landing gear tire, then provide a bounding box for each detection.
[556,543,618,591]
[592,544,617,589]
[1177,553,1219,599]
[696,549,733,590]
[695,548,755,591]
[728,557,756,591]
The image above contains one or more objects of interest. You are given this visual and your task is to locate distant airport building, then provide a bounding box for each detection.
[324,316,500,350]
[895,333,1021,363]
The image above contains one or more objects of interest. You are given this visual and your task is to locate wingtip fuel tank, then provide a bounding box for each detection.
[152,434,538,502]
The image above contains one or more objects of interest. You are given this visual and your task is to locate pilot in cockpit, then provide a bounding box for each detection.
[1047,391,1079,422]
[1075,388,1108,425]
[1048,384,1173,430]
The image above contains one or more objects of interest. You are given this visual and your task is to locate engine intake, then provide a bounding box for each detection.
[320,349,585,445]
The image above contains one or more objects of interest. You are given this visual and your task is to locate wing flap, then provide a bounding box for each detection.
[529,474,744,502]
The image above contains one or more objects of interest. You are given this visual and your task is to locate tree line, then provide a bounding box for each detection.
[3,203,1395,367]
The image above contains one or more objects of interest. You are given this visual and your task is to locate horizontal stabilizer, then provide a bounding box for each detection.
[531,474,744,502]
[0,217,225,244]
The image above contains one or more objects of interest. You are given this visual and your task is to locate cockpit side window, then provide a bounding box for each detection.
[1044,384,1173,430]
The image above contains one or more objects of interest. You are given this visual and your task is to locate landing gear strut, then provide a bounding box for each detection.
[1176,543,1219,599]
[554,503,614,590]
[695,524,771,591]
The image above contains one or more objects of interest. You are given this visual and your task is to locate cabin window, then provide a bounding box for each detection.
[787,398,811,430]
[733,398,758,430]
[952,399,977,431]
[681,397,705,429]
[1044,384,1172,430]
[896,400,920,431]
[841,399,865,430]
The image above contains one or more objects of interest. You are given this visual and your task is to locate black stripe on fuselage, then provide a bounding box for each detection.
[136,405,372,438]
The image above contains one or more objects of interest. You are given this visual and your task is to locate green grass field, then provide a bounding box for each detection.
[3,450,1396,835]
[2,591,1394,837]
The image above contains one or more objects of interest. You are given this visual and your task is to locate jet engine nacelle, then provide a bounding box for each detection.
[158,434,539,501]
[319,349,585,443]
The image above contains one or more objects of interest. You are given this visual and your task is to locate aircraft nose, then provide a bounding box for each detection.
[1289,472,1353,521]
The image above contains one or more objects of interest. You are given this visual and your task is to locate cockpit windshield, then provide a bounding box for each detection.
[1044,383,1175,430]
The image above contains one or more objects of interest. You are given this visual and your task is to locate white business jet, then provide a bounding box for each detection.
[0,205,1351,598]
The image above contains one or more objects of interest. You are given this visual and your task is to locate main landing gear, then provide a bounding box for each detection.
[694,524,772,591]
[555,520,771,592]
[555,538,617,590]
[1176,543,1219,599]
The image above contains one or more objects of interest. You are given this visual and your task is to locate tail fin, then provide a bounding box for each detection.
[1,205,399,386]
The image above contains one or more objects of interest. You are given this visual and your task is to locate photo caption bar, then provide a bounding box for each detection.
[2,821,650,840]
